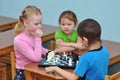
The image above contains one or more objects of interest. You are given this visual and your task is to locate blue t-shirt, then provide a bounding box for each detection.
[74,45,110,80]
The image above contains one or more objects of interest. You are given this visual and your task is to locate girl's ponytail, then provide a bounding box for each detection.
[14,21,24,36]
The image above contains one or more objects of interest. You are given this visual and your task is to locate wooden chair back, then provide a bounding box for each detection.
[105,72,120,80]
[10,52,16,80]
[50,40,55,51]
[0,62,7,80]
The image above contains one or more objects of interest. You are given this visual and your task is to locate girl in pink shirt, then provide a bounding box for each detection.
[14,5,49,80]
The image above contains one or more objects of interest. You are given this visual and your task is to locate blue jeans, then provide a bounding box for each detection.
[14,69,25,80]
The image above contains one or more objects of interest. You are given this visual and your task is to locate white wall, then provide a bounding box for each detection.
[0,0,120,42]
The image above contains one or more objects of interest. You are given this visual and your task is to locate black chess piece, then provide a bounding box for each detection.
[72,52,79,64]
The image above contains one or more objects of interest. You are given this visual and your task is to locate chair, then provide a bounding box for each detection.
[50,40,55,51]
[0,62,7,80]
[10,52,16,80]
[0,54,11,64]
[105,72,120,80]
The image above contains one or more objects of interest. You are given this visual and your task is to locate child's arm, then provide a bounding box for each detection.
[54,46,75,53]
[14,38,42,62]
[45,66,79,80]
[32,28,49,56]
[56,39,85,51]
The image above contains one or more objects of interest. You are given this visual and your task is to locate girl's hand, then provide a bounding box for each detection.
[33,29,43,37]
[56,39,64,48]
[54,48,64,53]
[56,39,63,45]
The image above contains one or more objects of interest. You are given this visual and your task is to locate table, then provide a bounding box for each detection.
[0,16,17,56]
[0,16,17,31]
[25,63,68,80]
[102,40,120,65]
[24,40,120,80]
[0,24,59,56]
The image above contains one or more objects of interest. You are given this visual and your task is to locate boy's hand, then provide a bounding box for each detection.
[45,66,58,73]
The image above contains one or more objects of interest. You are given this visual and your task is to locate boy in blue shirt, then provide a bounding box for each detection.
[46,19,110,80]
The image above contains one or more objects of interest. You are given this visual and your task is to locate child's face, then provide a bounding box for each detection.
[25,14,42,33]
[60,18,76,36]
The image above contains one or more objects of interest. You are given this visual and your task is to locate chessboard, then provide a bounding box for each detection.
[38,51,80,69]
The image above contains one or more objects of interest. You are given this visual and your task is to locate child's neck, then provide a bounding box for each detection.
[23,29,32,36]
[67,35,71,38]
[89,41,101,50]
[67,33,72,38]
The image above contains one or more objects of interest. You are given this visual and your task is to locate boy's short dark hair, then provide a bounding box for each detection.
[77,19,101,45]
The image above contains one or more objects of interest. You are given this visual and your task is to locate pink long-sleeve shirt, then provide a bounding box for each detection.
[14,33,49,69]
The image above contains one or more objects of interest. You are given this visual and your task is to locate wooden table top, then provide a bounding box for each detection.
[102,40,120,59]
[25,62,72,80]
[0,16,17,31]
[0,28,14,48]
[0,16,17,26]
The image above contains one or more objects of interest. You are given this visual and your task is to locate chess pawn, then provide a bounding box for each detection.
[56,57,59,62]
[63,55,67,61]
[68,58,72,66]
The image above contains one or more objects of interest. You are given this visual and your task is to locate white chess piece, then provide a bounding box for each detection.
[68,58,72,66]
[76,61,78,65]
[47,51,54,62]
[63,52,67,60]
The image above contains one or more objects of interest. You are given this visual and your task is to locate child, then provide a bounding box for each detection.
[14,5,49,80]
[46,19,110,80]
[54,10,81,53]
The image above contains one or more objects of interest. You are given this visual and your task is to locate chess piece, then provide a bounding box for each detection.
[63,52,67,60]
[73,54,78,63]
[68,58,72,66]
[47,51,54,62]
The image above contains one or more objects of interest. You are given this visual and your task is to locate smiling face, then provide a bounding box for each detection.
[24,14,42,33]
[60,18,76,36]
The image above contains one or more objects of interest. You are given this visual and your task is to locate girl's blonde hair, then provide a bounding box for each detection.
[14,5,41,36]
